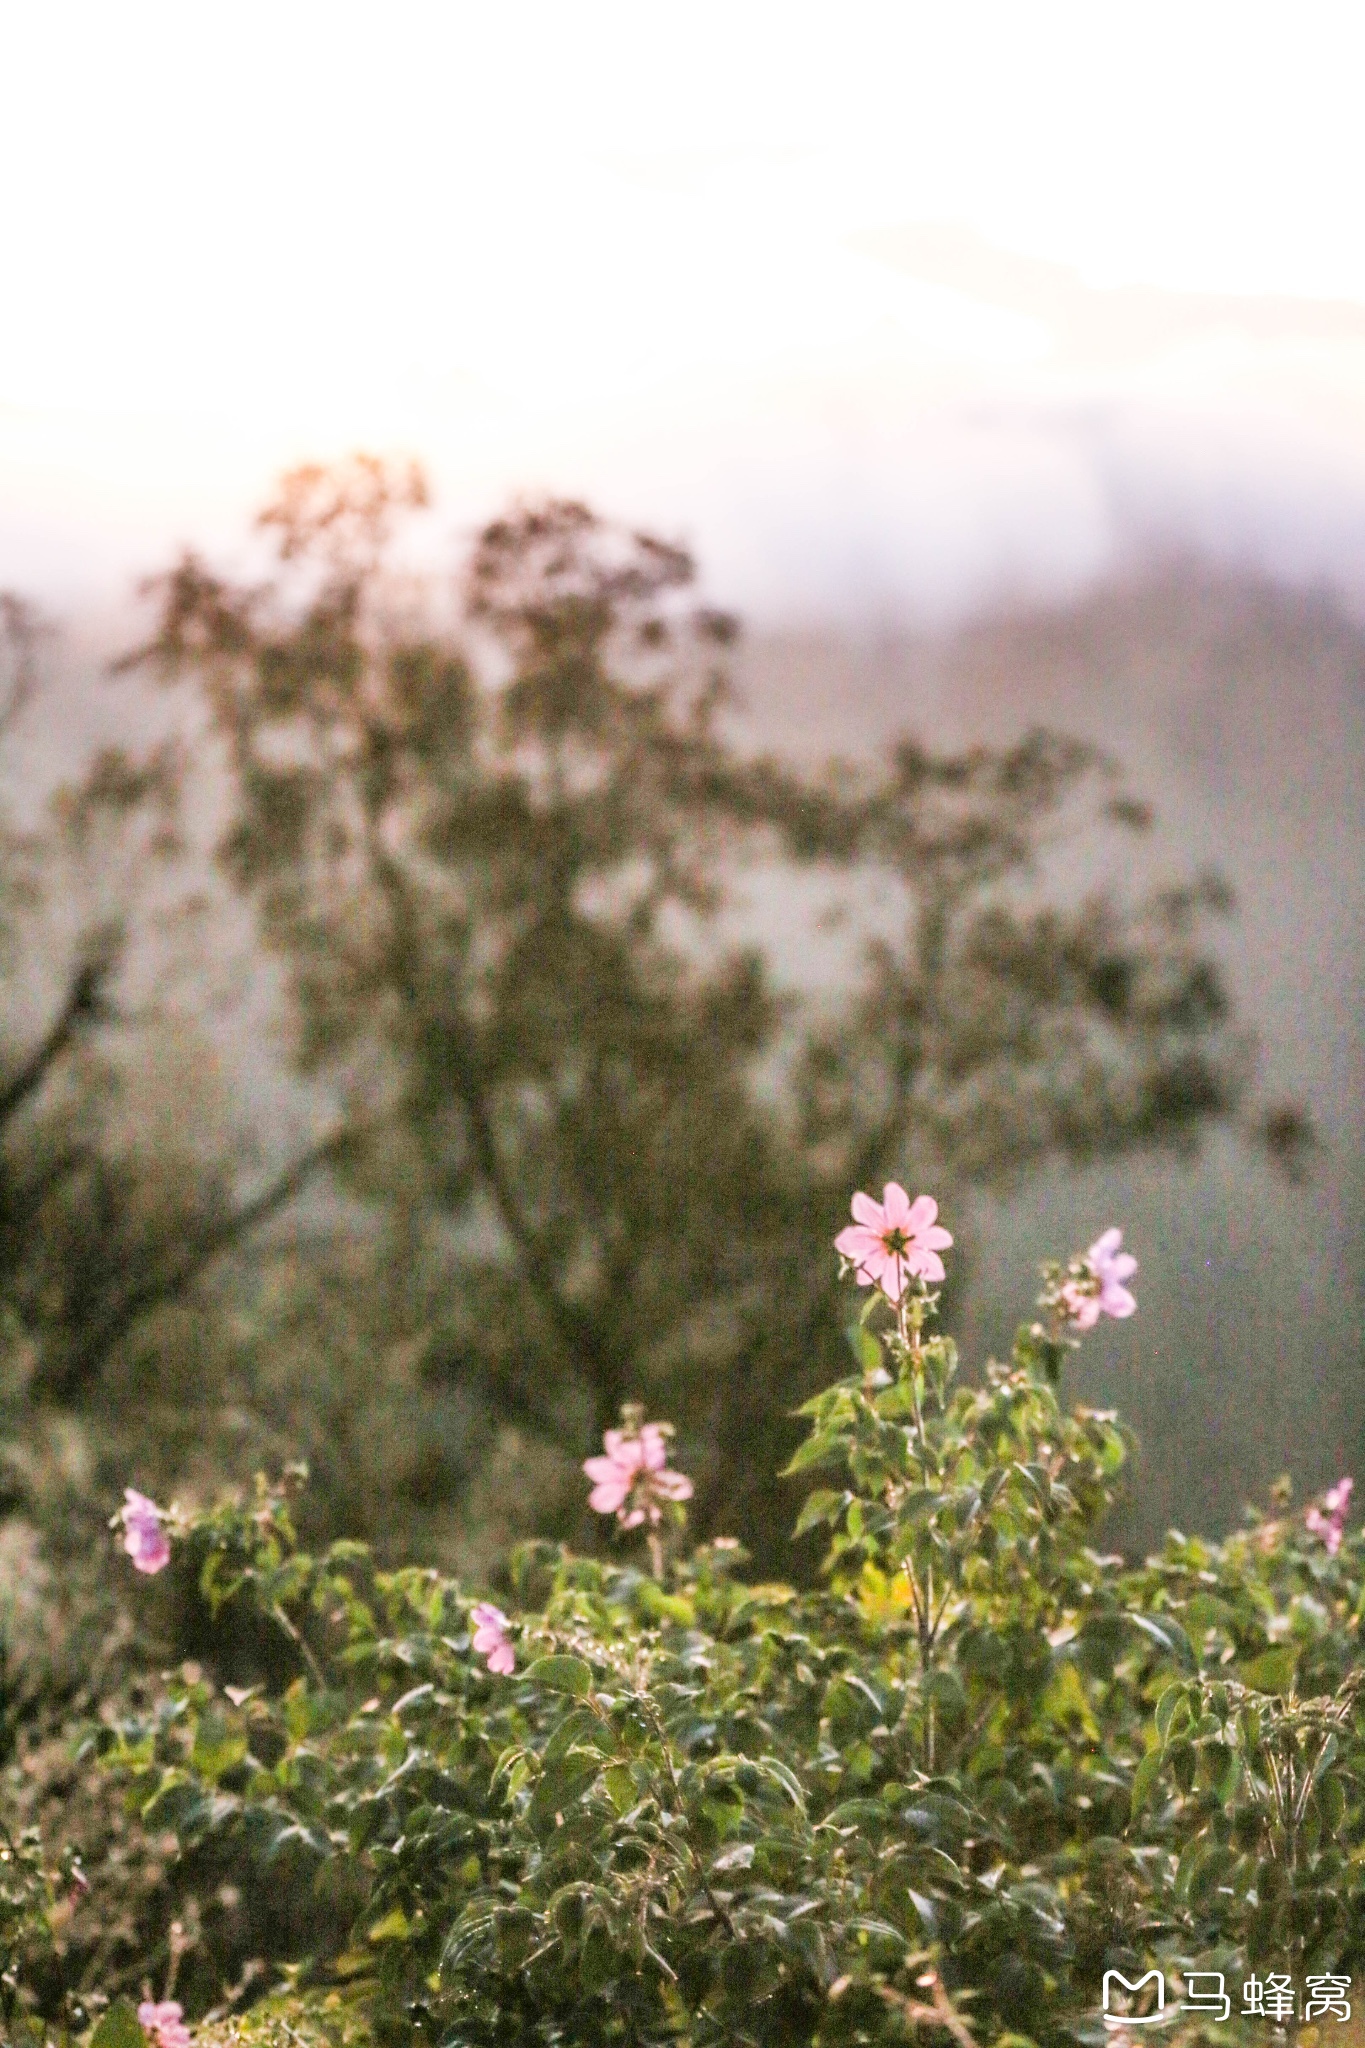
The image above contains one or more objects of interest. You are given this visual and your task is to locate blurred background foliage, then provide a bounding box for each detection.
[0,459,1313,1619]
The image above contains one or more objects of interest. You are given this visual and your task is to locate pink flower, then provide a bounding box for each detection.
[1306,1476,1353,1556]
[1062,1227,1138,1329]
[834,1184,952,1304]
[1324,1476,1354,1517]
[138,2001,191,2048]
[583,1422,693,1530]
[121,1489,171,1575]
[470,1602,516,1675]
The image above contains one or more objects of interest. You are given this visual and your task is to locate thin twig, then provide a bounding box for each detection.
[271,1601,327,1690]
[878,1970,978,2048]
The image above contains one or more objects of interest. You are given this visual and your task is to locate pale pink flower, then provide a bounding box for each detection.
[138,2001,192,2048]
[470,1602,516,1675]
[1062,1227,1138,1329]
[121,1489,171,1575]
[834,1184,952,1304]
[584,1422,693,1529]
[1306,1476,1353,1556]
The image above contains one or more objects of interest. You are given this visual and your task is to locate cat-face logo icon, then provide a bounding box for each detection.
[1102,1970,1167,2026]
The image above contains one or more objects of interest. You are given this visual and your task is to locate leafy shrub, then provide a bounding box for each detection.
[8,1197,1365,2045]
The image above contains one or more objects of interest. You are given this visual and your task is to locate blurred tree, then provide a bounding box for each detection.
[119,458,1295,1567]
[0,593,340,1551]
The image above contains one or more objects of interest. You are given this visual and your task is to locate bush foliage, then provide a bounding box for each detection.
[7,1214,1363,2047]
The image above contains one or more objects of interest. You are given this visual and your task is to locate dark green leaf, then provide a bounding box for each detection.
[523,1656,594,1696]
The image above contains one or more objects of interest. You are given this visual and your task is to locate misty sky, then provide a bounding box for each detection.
[4,2,1365,617]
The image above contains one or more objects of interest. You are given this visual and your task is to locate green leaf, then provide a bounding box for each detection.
[1217,1745,1242,1805]
[529,1751,602,1828]
[544,1706,611,1761]
[1130,1746,1164,1819]
[90,2005,148,2048]
[792,1488,845,1538]
[845,1323,885,1377]
[1237,1702,1262,1751]
[1310,1731,1339,1786]
[633,1580,693,1624]
[1154,1682,1186,1742]
[1188,1841,1237,1906]
[523,1655,594,1696]
[758,1755,807,1808]
[1237,1646,1295,1695]
[190,1713,249,1782]
[1042,1659,1099,1738]
[823,1798,887,1830]
[1184,1592,1237,1636]
[605,1765,636,1813]
[1319,1771,1347,1831]
[368,1906,412,1941]
[1127,1612,1196,1667]
[906,1887,938,1933]
[782,1429,845,1476]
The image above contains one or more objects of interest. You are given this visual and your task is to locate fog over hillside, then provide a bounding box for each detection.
[736,565,1365,1548]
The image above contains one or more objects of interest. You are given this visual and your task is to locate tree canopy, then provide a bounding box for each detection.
[107,456,1288,1566]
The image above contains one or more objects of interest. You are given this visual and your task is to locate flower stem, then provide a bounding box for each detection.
[271,1600,327,1689]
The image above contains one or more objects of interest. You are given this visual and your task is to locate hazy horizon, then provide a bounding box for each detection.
[7,4,1365,623]
[9,244,1365,631]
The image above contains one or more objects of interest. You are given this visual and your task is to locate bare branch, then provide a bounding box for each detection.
[0,949,117,1132]
[35,1128,349,1401]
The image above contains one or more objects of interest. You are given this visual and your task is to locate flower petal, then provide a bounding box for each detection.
[639,1425,668,1471]
[878,1256,907,1303]
[1100,1283,1137,1319]
[1087,1227,1123,1265]
[881,1182,913,1228]
[850,1190,886,1230]
[905,1193,939,1233]
[653,1469,694,1500]
[1062,1285,1102,1330]
[835,1224,887,1261]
